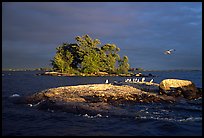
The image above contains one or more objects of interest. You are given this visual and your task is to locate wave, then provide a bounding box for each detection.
[80,113,109,119]
[9,94,20,97]
[133,101,202,123]
[27,100,46,107]
[21,96,202,123]
[135,115,202,122]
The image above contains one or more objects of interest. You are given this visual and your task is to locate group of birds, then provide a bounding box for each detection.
[104,49,174,84]
[124,78,154,83]
[105,77,154,84]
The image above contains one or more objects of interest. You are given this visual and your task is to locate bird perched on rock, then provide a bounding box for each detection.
[133,78,137,83]
[105,79,109,84]
[149,79,154,83]
[141,77,145,82]
[164,49,175,55]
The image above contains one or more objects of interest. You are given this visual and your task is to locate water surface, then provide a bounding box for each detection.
[2,70,202,136]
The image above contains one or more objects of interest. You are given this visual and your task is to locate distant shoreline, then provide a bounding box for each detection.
[37,71,133,77]
[2,69,202,72]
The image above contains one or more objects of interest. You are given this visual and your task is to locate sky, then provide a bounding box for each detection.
[2,2,202,70]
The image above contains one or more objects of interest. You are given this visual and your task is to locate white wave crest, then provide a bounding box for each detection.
[135,115,202,122]
[82,113,108,118]
[27,100,45,107]
[178,117,202,122]
[10,94,20,97]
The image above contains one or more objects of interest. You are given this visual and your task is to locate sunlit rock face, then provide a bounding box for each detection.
[23,82,202,116]
[25,84,174,104]
[24,84,176,115]
[159,79,199,99]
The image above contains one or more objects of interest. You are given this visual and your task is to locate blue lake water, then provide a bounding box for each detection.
[2,70,202,136]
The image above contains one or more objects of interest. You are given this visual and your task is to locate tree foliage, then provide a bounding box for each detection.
[51,34,130,74]
[117,56,130,74]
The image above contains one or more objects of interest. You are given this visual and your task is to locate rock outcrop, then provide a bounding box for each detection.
[159,79,199,99]
[26,84,175,105]
[24,79,202,116]
[25,84,179,115]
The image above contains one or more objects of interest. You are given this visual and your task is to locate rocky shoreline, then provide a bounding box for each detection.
[36,71,155,77]
[25,79,202,115]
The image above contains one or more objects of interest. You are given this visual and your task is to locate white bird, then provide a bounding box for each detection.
[125,78,132,83]
[105,79,109,84]
[141,77,145,82]
[133,78,137,83]
[164,49,175,55]
[149,79,154,83]
[28,104,33,107]
[137,79,140,82]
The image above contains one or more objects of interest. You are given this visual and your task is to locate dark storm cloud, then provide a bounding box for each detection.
[2,2,202,70]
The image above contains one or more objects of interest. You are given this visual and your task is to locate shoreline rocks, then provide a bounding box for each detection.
[36,71,130,77]
[159,79,200,100]
[25,83,174,115]
[26,84,175,105]
[24,79,202,115]
[36,71,155,77]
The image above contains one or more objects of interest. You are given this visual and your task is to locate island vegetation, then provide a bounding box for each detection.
[50,34,130,76]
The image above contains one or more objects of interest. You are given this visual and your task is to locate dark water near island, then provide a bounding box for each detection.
[2,70,202,136]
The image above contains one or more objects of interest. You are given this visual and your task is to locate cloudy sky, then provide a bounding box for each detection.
[2,2,202,70]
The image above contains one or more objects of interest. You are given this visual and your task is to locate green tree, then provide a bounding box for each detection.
[101,44,120,73]
[117,56,130,74]
[81,51,101,74]
[51,34,130,75]
[51,44,74,73]
[75,34,101,72]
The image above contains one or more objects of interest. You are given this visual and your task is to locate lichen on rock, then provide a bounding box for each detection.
[25,80,202,115]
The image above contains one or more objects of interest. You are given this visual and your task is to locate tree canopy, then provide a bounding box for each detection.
[51,34,130,75]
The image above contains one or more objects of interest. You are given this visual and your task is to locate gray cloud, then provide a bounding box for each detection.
[2,2,202,70]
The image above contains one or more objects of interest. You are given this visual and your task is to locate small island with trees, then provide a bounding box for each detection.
[42,34,131,76]
[21,35,202,116]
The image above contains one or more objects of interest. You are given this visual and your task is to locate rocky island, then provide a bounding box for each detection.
[25,79,202,116]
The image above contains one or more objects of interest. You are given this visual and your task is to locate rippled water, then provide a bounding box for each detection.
[2,70,202,136]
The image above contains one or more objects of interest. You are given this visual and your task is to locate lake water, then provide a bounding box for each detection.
[2,70,202,136]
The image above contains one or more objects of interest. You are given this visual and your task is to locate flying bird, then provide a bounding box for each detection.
[164,49,175,55]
